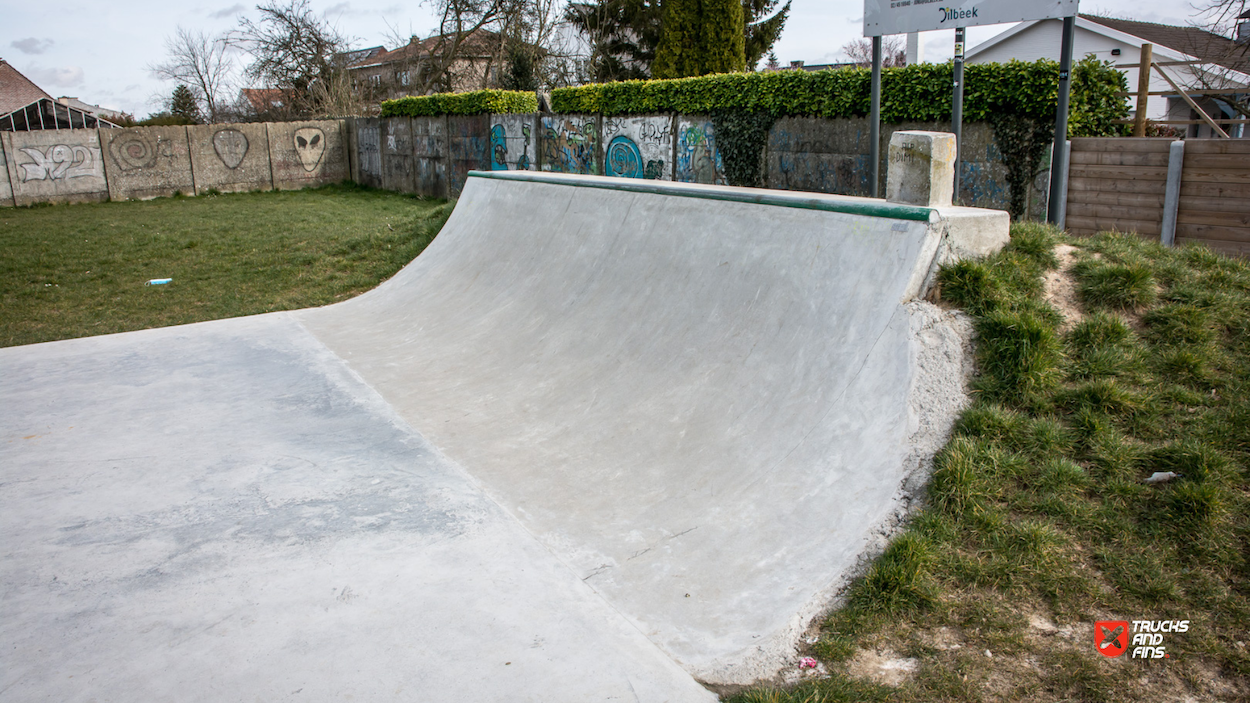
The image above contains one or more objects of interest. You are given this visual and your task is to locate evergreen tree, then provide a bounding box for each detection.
[565,0,662,81]
[567,0,785,80]
[653,0,746,79]
[501,40,541,91]
[743,0,790,70]
[169,84,202,124]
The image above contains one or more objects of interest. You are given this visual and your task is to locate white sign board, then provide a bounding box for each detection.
[864,0,1079,36]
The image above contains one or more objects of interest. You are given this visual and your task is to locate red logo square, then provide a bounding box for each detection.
[1095,620,1129,657]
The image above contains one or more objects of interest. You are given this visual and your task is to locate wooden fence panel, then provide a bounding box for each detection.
[1067,138,1172,238]
[1177,139,1250,254]
[1066,138,1250,254]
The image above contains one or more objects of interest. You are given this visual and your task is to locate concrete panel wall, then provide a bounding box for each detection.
[3,129,108,205]
[447,115,490,197]
[413,116,449,199]
[354,118,382,188]
[767,117,873,196]
[188,123,273,194]
[602,115,673,180]
[540,115,599,175]
[766,119,1038,213]
[101,126,195,201]
[0,138,13,207]
[267,120,349,191]
[381,117,416,193]
[675,117,725,185]
[489,114,537,171]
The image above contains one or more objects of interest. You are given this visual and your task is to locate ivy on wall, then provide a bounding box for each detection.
[550,57,1128,137]
[381,90,538,117]
[988,113,1056,220]
[710,111,775,187]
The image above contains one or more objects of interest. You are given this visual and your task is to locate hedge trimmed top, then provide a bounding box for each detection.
[377,57,1128,137]
[551,58,1128,136]
[381,89,538,117]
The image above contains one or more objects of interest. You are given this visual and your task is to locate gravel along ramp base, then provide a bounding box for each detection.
[297,171,1003,683]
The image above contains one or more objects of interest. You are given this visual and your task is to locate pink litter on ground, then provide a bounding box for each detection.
[799,657,818,669]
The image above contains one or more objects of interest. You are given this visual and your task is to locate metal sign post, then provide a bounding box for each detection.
[1047,15,1077,224]
[870,36,882,198]
[952,27,965,201]
[862,0,1080,212]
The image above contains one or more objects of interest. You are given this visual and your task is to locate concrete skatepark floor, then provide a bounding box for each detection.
[1,173,987,701]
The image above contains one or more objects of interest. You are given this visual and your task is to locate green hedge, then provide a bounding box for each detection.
[551,57,1128,137]
[381,89,538,117]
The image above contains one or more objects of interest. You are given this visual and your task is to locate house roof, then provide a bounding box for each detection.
[56,96,122,120]
[348,30,505,70]
[1084,15,1250,73]
[966,14,1250,81]
[241,88,290,112]
[339,46,386,67]
[0,59,52,116]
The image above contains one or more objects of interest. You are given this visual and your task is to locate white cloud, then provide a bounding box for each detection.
[208,4,246,19]
[23,65,86,88]
[11,38,55,55]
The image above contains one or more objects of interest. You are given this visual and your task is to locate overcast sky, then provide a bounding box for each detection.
[1,0,1209,117]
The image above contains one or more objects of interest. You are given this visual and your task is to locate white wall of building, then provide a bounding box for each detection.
[966,18,1246,124]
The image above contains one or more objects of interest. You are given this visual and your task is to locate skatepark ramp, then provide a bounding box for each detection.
[295,170,1007,681]
[1,159,1009,700]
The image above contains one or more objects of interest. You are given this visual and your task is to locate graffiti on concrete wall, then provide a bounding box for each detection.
[490,118,533,171]
[212,129,249,169]
[606,136,644,177]
[602,116,671,180]
[108,132,178,171]
[16,144,103,181]
[541,116,597,174]
[294,127,325,172]
[770,152,872,197]
[358,124,381,178]
[676,120,724,185]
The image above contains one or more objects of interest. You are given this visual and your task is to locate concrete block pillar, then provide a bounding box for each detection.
[886,130,955,207]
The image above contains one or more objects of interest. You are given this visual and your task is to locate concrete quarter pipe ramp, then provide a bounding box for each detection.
[1,171,1005,699]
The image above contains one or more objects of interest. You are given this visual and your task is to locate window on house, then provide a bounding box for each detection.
[399,71,410,86]
[370,74,381,86]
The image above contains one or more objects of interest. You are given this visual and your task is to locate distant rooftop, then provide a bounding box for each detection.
[1083,14,1250,73]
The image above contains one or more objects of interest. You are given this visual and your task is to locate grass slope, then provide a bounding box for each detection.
[0,185,451,348]
[732,226,1250,702]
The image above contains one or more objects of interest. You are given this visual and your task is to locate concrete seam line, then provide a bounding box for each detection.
[467,170,935,222]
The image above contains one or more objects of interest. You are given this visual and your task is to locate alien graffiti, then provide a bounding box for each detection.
[212,129,249,169]
[293,127,325,172]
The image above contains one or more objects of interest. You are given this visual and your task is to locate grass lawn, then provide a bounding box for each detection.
[0,184,451,348]
[733,226,1250,702]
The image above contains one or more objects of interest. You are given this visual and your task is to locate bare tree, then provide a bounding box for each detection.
[1181,2,1250,121]
[423,0,527,92]
[235,0,354,116]
[150,27,234,123]
[371,0,582,97]
[1193,0,1249,27]
[841,36,906,68]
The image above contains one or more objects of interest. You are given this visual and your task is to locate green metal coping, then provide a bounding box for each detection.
[467,170,935,222]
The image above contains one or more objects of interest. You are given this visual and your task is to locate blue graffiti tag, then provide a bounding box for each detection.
[606,135,644,178]
[490,124,508,171]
